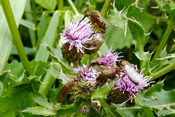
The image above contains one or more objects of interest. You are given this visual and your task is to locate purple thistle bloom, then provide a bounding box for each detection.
[98,47,121,67]
[114,71,151,102]
[60,20,94,53]
[73,64,100,81]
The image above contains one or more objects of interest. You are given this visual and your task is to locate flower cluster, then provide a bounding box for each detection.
[59,16,152,105]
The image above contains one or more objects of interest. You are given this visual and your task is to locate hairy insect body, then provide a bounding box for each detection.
[89,11,106,33]
[123,64,141,84]
[82,10,115,33]
[118,60,141,85]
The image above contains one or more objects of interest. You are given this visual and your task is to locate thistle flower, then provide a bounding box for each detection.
[73,65,100,94]
[90,47,121,67]
[107,68,151,104]
[60,20,94,53]
[73,64,100,82]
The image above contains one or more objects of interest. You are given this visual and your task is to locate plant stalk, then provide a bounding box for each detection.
[101,0,113,16]
[1,0,32,75]
[149,61,175,81]
[25,0,36,48]
[151,19,174,67]
[68,0,79,15]
[58,0,63,26]
[38,67,56,95]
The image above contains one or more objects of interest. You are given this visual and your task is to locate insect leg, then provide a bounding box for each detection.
[91,22,105,33]
[78,15,87,26]
[74,21,92,35]
[121,74,128,91]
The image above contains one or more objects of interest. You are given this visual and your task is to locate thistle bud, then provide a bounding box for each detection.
[80,105,90,114]
[91,101,101,110]
[83,34,104,54]
[61,43,84,63]
[94,65,117,87]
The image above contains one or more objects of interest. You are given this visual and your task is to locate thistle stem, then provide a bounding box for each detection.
[38,67,56,95]
[31,0,37,46]
[1,0,32,75]
[149,61,175,81]
[25,0,36,48]
[151,19,174,67]
[68,0,79,15]
[101,0,113,16]
[58,0,63,26]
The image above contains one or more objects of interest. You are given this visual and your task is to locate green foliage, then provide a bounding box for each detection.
[35,0,57,10]
[91,81,115,99]
[1,0,175,116]
[0,0,27,72]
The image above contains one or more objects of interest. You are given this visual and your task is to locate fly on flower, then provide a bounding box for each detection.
[118,60,141,85]
[80,10,116,33]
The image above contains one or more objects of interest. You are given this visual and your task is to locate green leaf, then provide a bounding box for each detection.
[158,109,175,117]
[155,0,175,10]
[30,60,49,76]
[91,81,115,99]
[11,45,36,55]
[109,8,127,33]
[128,18,149,60]
[98,42,109,55]
[118,106,140,117]
[64,10,73,28]
[127,5,142,17]
[0,97,20,116]
[135,81,175,116]
[89,0,96,5]
[115,0,135,11]
[132,12,155,33]
[46,69,70,84]
[35,11,60,62]
[20,19,34,30]
[104,27,133,50]
[35,0,57,10]
[98,99,124,117]
[136,82,175,107]
[42,43,73,74]
[0,0,26,72]
[0,84,31,116]
[22,106,55,116]
[32,92,53,109]
[106,8,133,50]
[56,97,82,115]
[37,13,51,47]
[142,52,152,75]
[141,106,156,117]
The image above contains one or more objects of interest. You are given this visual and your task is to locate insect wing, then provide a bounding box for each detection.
[100,15,116,31]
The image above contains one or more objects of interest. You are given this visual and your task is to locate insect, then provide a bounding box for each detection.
[56,81,75,103]
[117,60,141,85]
[80,10,116,33]
[56,77,81,103]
